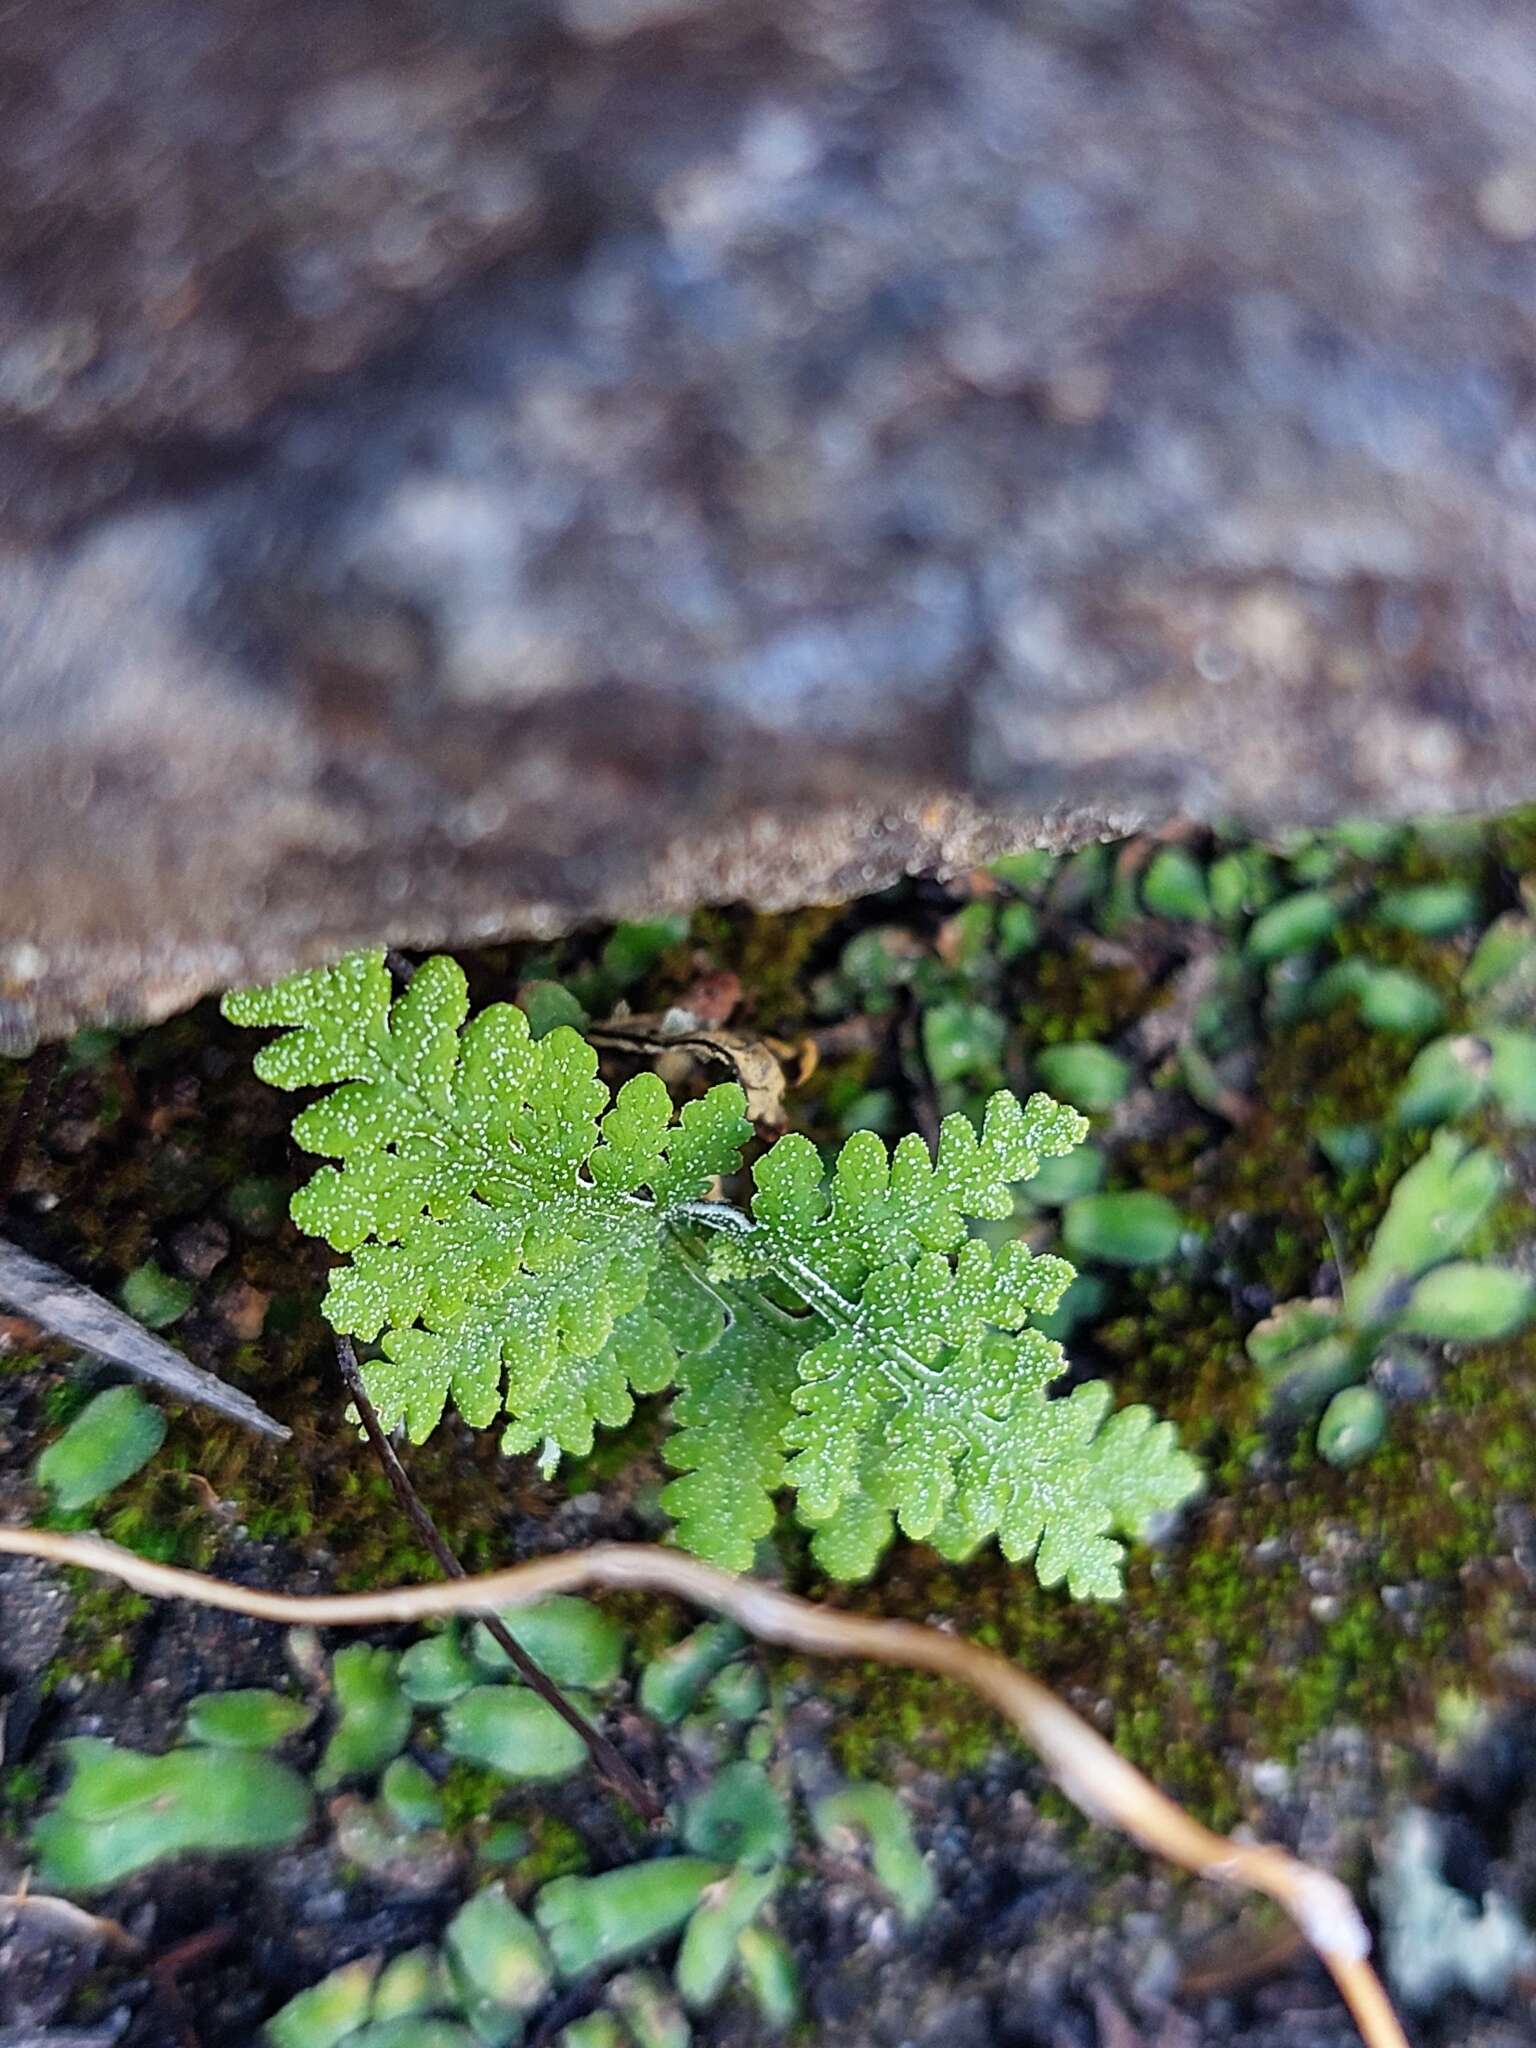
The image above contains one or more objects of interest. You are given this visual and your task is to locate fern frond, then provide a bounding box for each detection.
[659,1273,813,1572]
[696,1101,1201,1592]
[226,950,1201,1597]
[223,951,752,1449]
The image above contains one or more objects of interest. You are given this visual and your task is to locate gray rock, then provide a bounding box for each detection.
[5,0,1536,1044]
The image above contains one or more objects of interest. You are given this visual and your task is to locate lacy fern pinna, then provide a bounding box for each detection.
[225,951,1199,1595]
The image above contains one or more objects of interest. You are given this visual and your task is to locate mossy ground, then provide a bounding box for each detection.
[4,817,1536,1880]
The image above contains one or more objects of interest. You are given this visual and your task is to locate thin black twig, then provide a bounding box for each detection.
[0,1042,60,1214]
[333,1336,662,1826]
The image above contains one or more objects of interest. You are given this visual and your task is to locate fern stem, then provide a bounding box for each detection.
[671,1199,952,1391]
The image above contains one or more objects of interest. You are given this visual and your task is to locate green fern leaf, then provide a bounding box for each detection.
[699,1098,1200,1593]
[227,950,1200,1596]
[659,1272,813,1572]
[925,1363,1203,1599]
[222,951,752,1449]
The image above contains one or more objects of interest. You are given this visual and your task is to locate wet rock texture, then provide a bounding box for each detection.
[6,0,1536,1043]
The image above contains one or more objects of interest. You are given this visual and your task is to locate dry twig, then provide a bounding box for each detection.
[0,1239,287,1439]
[0,1525,1409,2048]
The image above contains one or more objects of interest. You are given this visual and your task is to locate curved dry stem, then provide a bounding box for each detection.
[0,1525,1408,2048]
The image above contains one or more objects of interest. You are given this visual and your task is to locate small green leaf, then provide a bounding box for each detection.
[1140,846,1210,921]
[185,1689,312,1750]
[445,1886,553,2022]
[1246,1298,1343,1373]
[1350,966,1443,1037]
[921,1001,1005,1087]
[1246,889,1338,962]
[120,1261,194,1329]
[937,902,997,975]
[1488,1028,1536,1123]
[372,1949,453,2023]
[702,1661,766,1723]
[1261,1336,1368,1418]
[1398,1263,1536,1343]
[638,1622,747,1726]
[265,1960,379,2048]
[381,1758,445,1832]
[607,1970,692,2048]
[1395,1034,1492,1129]
[399,1630,480,1707]
[1329,819,1403,860]
[1022,1145,1105,1206]
[1209,849,1277,921]
[811,1785,934,1925]
[224,1175,290,1237]
[1034,1042,1130,1114]
[519,980,589,1040]
[1062,1191,1183,1267]
[535,1860,727,1979]
[35,1740,311,1891]
[1376,883,1479,935]
[837,929,917,1001]
[988,849,1056,893]
[317,1646,412,1789]
[1463,913,1536,1013]
[681,1763,791,1871]
[735,1924,799,2028]
[469,1598,625,1691]
[1317,1385,1386,1468]
[600,919,689,989]
[1351,1132,1505,1323]
[441,1687,588,1783]
[1358,967,1441,1036]
[36,1385,166,1511]
[997,901,1039,958]
[557,2019,626,2048]
[1316,1125,1379,1176]
[1286,837,1341,885]
[676,1868,777,2011]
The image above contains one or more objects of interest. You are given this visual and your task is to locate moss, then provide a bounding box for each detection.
[660,904,846,1033]
[823,1314,1536,1818]
[438,1761,512,1833]
[1016,945,1150,1049]
[511,1812,590,1888]
[41,1377,98,1429]
[1488,801,1536,879]
[0,1760,46,1829]
[45,1577,152,1689]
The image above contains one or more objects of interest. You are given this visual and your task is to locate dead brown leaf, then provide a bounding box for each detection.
[589,1013,788,1124]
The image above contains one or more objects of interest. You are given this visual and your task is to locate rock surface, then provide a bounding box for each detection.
[6,0,1536,1043]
